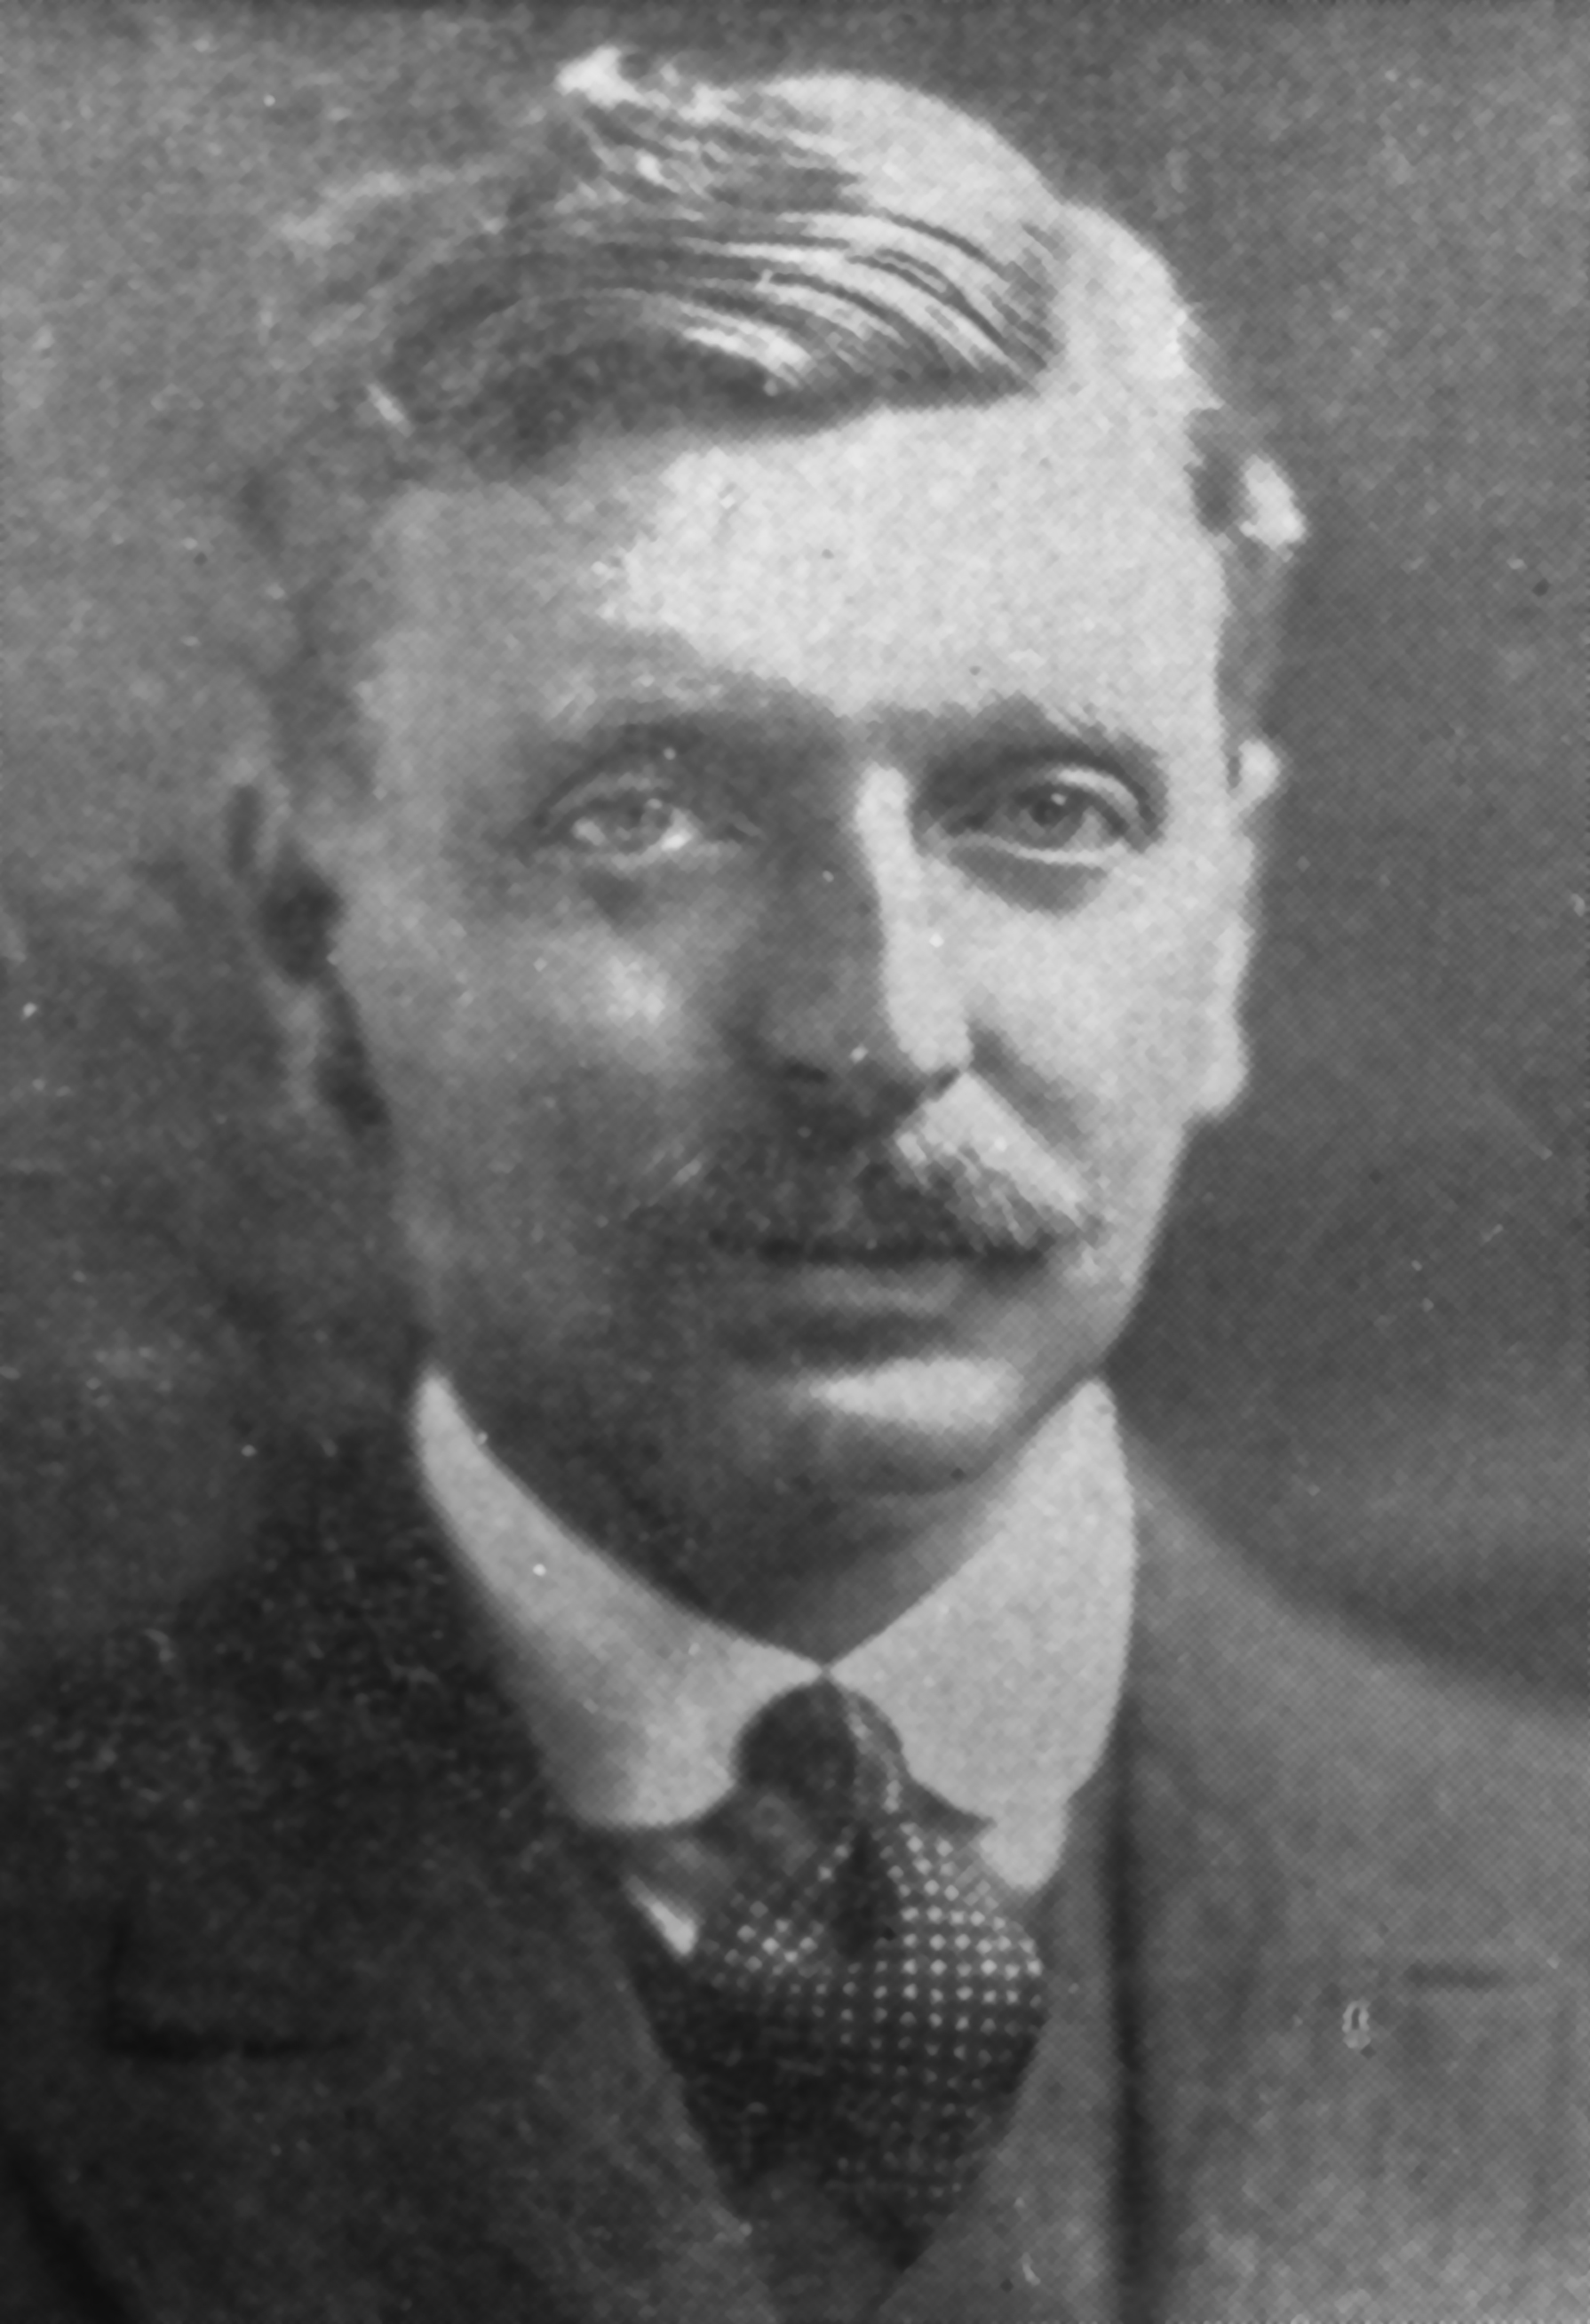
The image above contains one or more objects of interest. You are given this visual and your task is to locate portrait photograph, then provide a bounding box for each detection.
[2,2,1585,2317]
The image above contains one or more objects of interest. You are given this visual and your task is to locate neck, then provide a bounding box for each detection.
[683,1432,1076,1659]
[450,1378,1102,1663]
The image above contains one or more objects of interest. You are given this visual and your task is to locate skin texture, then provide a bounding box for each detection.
[286,390,1273,1652]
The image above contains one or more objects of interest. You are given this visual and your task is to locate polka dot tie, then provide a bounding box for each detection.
[665,1679,1048,2257]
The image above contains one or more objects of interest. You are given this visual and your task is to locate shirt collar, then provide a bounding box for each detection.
[417,1371,1134,1882]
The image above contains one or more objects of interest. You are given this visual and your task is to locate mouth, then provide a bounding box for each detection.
[703,1214,1069,1269]
[696,1235,1049,1343]
[722,1232,998,1267]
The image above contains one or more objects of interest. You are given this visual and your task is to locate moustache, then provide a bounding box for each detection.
[629,1096,1101,1264]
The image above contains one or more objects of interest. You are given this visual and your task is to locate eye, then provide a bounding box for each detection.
[555,779,699,856]
[541,749,740,861]
[951,763,1145,860]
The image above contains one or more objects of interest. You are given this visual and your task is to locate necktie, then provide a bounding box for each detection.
[657,1679,1048,2258]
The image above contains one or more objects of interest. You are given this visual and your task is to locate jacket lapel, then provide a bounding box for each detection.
[1121,1460,1590,2320]
[26,1434,779,2324]
[1125,1749,1586,2316]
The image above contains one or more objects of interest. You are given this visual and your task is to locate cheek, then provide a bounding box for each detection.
[1111,905,1231,1088]
[974,881,1234,1142]
[337,887,704,1190]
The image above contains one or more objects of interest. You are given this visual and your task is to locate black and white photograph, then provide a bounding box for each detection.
[2,4,1585,2316]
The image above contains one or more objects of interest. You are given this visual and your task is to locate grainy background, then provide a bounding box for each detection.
[2,0,1584,1695]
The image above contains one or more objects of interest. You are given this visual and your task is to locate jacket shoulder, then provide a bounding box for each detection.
[1127,1452,1587,1962]
[0,1431,557,1959]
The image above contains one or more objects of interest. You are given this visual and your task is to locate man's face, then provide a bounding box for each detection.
[313,391,1267,1612]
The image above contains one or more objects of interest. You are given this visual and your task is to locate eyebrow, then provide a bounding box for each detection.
[882,699,1172,821]
[530,660,842,743]
[513,670,1170,816]
[543,665,1156,747]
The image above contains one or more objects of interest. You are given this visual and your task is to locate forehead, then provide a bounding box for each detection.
[364,393,1227,755]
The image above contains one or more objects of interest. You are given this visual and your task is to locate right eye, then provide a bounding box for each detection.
[549,773,710,859]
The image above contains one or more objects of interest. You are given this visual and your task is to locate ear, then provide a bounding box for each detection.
[226,755,340,980]
[224,736,387,1134]
[1194,736,1284,1120]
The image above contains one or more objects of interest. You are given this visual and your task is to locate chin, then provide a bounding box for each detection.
[755,1353,1041,1502]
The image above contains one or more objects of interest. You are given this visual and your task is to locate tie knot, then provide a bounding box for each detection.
[736,1680,908,1827]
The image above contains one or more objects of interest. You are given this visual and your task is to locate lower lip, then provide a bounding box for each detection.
[706,1246,1037,1341]
[763,1253,972,1297]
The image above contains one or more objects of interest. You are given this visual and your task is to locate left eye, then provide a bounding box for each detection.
[957,772,1140,856]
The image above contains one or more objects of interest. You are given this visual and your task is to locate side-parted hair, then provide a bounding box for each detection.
[242,48,1305,793]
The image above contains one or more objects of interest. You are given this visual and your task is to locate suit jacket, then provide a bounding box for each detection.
[1,1422,1585,2322]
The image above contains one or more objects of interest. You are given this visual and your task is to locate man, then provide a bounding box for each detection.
[2,52,1583,2322]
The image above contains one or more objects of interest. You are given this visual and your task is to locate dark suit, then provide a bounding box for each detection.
[2,1423,1585,2320]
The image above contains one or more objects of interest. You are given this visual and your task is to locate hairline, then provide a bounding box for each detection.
[242,59,1301,799]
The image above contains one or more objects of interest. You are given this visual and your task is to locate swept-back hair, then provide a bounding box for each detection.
[242,49,1303,786]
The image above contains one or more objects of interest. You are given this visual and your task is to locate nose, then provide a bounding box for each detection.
[746,761,973,1129]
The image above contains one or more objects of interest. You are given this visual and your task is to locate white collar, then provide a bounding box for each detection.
[417,1371,1134,1887]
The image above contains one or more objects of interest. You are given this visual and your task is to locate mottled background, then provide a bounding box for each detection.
[2,0,1584,1697]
